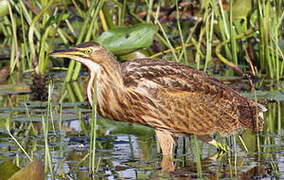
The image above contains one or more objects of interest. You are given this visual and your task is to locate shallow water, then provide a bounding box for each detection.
[0,72,283,179]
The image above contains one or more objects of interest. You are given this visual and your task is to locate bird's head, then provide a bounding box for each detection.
[50,42,112,70]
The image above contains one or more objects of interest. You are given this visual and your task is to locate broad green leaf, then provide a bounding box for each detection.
[96,23,157,55]
[0,0,9,18]
[119,50,149,61]
[232,0,252,19]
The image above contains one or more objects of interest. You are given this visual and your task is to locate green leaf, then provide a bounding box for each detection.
[232,0,252,19]
[119,50,149,61]
[43,13,70,30]
[96,23,157,55]
[0,0,9,18]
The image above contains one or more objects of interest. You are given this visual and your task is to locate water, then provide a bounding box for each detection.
[0,72,283,179]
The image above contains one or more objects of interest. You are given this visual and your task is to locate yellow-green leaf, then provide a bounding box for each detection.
[96,23,157,55]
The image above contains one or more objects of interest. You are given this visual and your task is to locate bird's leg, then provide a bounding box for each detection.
[155,129,175,155]
[155,129,176,172]
[161,155,175,172]
[197,135,230,152]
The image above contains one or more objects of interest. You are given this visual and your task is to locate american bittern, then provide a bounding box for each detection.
[50,42,267,155]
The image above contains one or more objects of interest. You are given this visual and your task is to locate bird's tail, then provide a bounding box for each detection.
[238,102,267,131]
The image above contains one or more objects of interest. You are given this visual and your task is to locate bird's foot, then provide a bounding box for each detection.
[216,142,230,152]
[208,139,230,152]
[207,141,230,160]
[208,152,225,160]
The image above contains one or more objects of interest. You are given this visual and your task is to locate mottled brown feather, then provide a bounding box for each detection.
[51,42,267,155]
[118,58,265,135]
[79,53,265,136]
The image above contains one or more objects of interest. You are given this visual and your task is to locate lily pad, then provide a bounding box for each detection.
[96,23,157,55]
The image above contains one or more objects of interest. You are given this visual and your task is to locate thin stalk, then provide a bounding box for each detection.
[238,136,248,152]
[19,6,31,70]
[102,3,115,29]
[65,61,76,81]
[47,82,56,134]
[233,136,238,176]
[121,0,127,25]
[66,83,77,102]
[150,43,194,58]
[6,121,32,161]
[58,103,63,132]
[194,0,211,69]
[71,82,84,102]
[69,0,104,81]
[71,0,84,17]
[38,26,51,73]
[56,28,69,45]
[59,89,67,104]
[218,0,229,39]
[153,3,178,61]
[257,0,265,73]
[228,151,233,178]
[8,2,19,73]
[146,0,153,22]
[228,0,238,65]
[277,102,281,135]
[194,27,205,70]
[89,81,98,174]
[65,19,76,37]
[215,29,256,75]
[264,1,273,78]
[192,135,203,179]
[211,0,232,60]
[28,0,56,73]
[175,0,186,64]
[178,19,202,65]
[99,10,108,31]
[16,0,40,39]
[277,44,284,76]
[42,116,54,178]
[204,10,214,72]
[24,103,36,133]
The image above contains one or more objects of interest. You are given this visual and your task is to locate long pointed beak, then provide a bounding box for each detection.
[49,48,82,58]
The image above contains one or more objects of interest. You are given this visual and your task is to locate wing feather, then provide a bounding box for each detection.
[121,58,264,134]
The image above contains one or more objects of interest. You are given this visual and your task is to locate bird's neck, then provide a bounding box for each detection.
[87,56,124,106]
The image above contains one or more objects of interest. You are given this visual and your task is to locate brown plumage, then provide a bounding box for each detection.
[50,42,267,155]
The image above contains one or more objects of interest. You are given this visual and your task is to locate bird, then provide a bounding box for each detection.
[50,42,267,156]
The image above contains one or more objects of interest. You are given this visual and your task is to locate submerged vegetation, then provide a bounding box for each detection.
[0,0,284,179]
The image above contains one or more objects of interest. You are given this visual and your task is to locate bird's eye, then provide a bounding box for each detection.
[85,48,93,55]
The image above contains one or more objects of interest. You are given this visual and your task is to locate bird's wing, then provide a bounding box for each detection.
[155,88,242,135]
[121,58,236,96]
[121,59,264,134]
